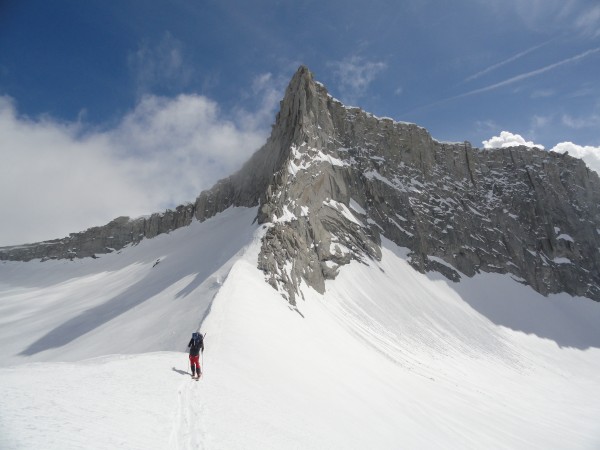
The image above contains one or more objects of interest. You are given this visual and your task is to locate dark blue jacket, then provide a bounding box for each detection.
[188,335,204,356]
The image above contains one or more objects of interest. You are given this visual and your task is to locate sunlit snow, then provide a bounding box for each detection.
[1,207,599,449]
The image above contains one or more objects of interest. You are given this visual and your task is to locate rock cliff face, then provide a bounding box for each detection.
[2,66,600,303]
[255,67,600,303]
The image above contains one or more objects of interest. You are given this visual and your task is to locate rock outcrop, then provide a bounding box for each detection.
[254,67,600,303]
[2,66,599,303]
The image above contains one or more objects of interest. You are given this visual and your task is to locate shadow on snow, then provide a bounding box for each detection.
[20,209,257,356]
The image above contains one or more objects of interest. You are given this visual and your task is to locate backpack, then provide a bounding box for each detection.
[191,332,203,348]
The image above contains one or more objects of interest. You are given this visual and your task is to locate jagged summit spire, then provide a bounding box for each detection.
[284,65,320,102]
[289,65,313,86]
[276,65,319,133]
[272,66,335,152]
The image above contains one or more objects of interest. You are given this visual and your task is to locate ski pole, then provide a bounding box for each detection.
[201,333,206,377]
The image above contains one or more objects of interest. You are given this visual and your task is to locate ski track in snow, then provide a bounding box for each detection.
[170,376,208,450]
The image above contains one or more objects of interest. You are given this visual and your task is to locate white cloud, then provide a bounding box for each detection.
[550,142,600,175]
[329,56,387,104]
[475,119,500,132]
[526,114,554,141]
[482,131,544,149]
[481,0,600,37]
[0,93,271,246]
[575,5,600,37]
[561,113,600,129]
[531,114,552,128]
[128,32,192,94]
[234,72,285,132]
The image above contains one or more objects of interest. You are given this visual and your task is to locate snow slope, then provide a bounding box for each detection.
[0,206,259,365]
[1,207,600,449]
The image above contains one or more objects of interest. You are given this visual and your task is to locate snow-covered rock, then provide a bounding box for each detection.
[1,65,599,305]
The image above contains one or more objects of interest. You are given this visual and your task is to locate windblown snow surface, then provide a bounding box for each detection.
[1,206,599,449]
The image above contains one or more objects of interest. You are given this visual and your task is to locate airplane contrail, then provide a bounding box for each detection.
[464,39,554,83]
[404,46,600,115]
[460,46,600,96]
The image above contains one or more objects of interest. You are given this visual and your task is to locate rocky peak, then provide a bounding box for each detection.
[2,66,599,305]
[275,66,333,147]
[256,68,600,304]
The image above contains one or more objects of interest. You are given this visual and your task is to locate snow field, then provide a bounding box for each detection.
[195,236,600,449]
[0,207,259,366]
[0,353,184,449]
[321,241,600,449]
[1,207,599,449]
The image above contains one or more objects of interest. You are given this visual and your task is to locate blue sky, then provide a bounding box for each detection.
[1,0,599,245]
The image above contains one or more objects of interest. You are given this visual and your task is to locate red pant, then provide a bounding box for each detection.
[189,355,201,374]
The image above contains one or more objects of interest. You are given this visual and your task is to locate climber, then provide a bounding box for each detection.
[188,332,204,378]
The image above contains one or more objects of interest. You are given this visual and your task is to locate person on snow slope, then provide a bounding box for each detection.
[188,332,204,378]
